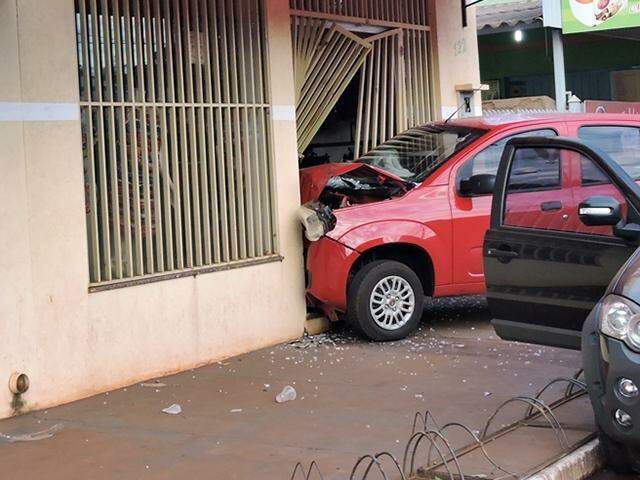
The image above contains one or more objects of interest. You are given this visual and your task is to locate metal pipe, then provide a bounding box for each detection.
[552,28,567,112]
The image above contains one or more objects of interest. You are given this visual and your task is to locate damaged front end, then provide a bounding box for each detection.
[313,166,409,210]
[297,202,337,242]
[298,163,410,241]
[300,163,410,207]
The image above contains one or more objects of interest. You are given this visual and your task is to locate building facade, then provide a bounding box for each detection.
[477,0,640,105]
[0,0,481,419]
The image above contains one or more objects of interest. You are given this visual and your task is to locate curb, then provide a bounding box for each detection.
[525,439,604,480]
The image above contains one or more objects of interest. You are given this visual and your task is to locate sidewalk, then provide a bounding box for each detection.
[0,298,586,479]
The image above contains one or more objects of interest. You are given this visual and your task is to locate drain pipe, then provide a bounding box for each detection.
[9,372,29,395]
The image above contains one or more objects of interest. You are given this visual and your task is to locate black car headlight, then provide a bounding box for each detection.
[600,294,640,351]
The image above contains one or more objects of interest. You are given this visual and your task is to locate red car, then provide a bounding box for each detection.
[298,113,640,341]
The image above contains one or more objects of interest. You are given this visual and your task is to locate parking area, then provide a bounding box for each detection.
[0,298,591,479]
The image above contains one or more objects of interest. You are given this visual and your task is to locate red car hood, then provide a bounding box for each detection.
[299,162,408,204]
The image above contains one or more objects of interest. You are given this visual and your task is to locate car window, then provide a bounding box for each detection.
[507,147,561,192]
[503,147,571,232]
[359,125,484,184]
[502,147,633,236]
[579,126,640,184]
[458,129,557,186]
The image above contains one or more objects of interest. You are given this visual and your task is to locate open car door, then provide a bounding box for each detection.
[484,137,640,350]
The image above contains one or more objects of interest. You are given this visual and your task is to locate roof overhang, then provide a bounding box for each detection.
[476,0,543,33]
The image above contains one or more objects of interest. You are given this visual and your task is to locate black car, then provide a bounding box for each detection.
[583,252,640,472]
[483,136,640,472]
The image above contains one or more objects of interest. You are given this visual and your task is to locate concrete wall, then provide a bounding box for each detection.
[431,0,483,118]
[0,0,306,419]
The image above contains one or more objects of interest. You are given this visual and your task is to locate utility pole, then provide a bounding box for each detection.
[551,28,567,112]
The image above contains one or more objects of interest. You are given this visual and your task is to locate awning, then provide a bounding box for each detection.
[476,0,542,31]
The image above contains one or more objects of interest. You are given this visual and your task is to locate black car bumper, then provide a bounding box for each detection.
[582,304,640,454]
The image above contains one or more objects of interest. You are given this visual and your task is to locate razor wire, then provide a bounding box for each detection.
[290,371,588,480]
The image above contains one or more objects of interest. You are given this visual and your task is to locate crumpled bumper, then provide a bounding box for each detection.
[306,236,360,315]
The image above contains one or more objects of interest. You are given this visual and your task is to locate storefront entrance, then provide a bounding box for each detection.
[290,1,436,161]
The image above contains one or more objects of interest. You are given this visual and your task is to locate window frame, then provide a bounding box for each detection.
[504,146,563,194]
[578,124,640,186]
[455,127,559,197]
[492,138,640,244]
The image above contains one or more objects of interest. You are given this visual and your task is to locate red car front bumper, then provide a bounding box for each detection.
[306,236,360,318]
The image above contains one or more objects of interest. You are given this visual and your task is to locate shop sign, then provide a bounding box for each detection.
[584,99,640,113]
[562,0,640,33]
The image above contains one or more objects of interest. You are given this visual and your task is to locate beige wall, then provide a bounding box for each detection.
[0,0,306,419]
[430,0,482,119]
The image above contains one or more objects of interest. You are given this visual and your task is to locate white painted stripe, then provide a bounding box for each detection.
[271,105,296,122]
[0,102,80,122]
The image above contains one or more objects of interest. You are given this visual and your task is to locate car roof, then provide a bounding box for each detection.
[441,112,640,131]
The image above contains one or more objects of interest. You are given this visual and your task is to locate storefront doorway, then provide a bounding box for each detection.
[290,1,437,164]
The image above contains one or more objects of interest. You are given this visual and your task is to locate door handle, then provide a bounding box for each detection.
[540,201,562,212]
[486,248,519,259]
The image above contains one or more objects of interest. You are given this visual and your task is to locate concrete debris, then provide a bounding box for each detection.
[162,404,182,415]
[0,424,63,443]
[288,332,338,349]
[141,381,167,388]
[276,385,297,403]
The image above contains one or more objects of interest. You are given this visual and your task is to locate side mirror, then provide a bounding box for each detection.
[459,174,496,197]
[578,196,622,227]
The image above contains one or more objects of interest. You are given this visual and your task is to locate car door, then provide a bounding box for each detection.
[451,127,561,288]
[484,137,640,350]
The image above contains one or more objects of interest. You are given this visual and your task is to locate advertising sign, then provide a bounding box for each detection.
[562,0,640,33]
[584,99,640,113]
[543,0,563,28]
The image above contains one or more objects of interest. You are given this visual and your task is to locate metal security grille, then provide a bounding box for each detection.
[355,28,434,157]
[290,0,429,26]
[355,30,404,158]
[75,0,277,288]
[290,0,434,157]
[292,18,371,152]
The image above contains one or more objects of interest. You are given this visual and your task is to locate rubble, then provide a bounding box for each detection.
[141,381,167,388]
[287,331,347,349]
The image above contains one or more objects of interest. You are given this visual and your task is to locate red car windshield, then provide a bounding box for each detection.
[359,124,484,184]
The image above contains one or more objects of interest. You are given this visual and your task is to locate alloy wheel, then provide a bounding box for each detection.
[369,275,416,331]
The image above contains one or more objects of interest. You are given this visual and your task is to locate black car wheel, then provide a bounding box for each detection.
[347,260,424,341]
[599,428,640,474]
